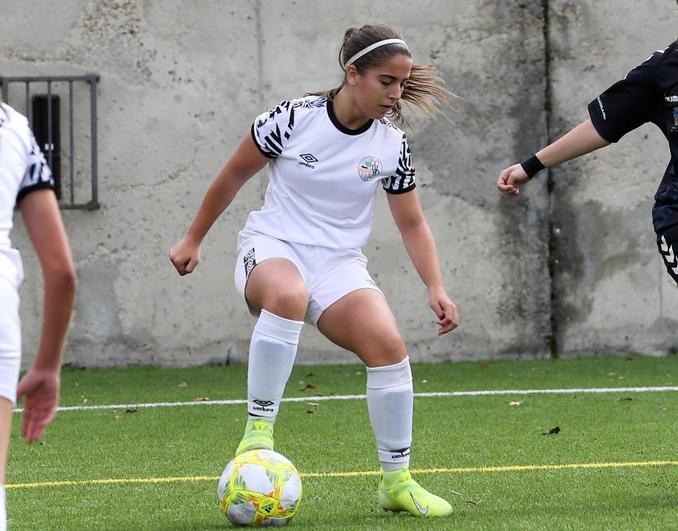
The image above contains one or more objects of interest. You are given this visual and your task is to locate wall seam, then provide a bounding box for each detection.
[542,0,558,358]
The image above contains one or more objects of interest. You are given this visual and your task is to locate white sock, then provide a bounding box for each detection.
[0,486,6,531]
[366,357,413,471]
[247,310,303,421]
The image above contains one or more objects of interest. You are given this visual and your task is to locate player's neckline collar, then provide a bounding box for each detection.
[326,99,373,136]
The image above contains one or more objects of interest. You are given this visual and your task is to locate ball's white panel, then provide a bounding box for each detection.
[217,462,235,499]
[226,500,257,525]
[280,472,301,509]
[240,463,275,494]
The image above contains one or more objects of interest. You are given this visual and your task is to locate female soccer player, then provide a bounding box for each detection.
[171,25,458,517]
[0,102,76,529]
[497,37,678,285]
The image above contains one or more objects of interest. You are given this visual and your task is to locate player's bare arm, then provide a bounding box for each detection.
[16,189,76,443]
[497,120,609,196]
[169,135,268,275]
[387,190,459,335]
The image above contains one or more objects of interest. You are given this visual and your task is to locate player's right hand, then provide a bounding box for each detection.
[16,368,60,444]
[497,163,529,196]
[169,237,201,275]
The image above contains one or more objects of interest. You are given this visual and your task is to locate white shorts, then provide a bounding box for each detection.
[234,230,383,324]
[0,276,21,405]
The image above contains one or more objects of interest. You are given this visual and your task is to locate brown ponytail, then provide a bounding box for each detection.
[307,24,451,124]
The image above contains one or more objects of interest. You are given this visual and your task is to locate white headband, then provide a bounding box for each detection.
[342,38,409,70]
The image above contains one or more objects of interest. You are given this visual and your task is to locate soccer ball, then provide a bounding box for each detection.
[218,449,302,527]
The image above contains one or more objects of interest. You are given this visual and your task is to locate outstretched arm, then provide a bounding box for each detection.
[169,134,268,275]
[387,190,459,335]
[17,189,76,443]
[497,119,609,196]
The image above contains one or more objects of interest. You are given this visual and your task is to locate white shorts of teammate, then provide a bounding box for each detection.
[234,230,383,324]
[0,275,21,407]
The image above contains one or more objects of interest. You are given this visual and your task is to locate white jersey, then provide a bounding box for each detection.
[246,95,415,249]
[0,103,54,287]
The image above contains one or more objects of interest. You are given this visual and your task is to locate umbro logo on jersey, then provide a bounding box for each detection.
[298,153,319,169]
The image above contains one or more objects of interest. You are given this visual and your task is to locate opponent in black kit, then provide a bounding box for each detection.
[498,38,678,284]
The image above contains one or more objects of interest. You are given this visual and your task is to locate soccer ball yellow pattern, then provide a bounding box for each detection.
[218,449,302,527]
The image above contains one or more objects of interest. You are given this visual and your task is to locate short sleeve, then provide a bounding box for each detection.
[16,130,54,204]
[250,100,296,159]
[587,51,662,143]
[382,134,416,194]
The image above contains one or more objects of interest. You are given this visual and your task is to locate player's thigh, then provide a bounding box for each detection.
[246,259,308,320]
[317,288,406,367]
[0,397,12,483]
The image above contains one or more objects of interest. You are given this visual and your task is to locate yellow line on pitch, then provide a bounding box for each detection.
[6,461,677,490]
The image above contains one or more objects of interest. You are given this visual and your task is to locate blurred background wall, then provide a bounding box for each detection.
[1,0,676,367]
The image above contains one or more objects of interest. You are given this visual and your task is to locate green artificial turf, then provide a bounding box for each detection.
[6,356,678,530]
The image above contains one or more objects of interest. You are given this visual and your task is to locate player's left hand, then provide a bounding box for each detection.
[429,288,459,335]
[16,367,60,443]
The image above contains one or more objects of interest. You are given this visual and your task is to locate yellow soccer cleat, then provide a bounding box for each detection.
[378,468,453,517]
[235,419,274,456]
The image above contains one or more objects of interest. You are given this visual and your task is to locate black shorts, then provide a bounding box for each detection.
[657,225,678,285]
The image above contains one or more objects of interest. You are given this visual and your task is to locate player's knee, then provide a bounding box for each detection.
[262,285,308,320]
[365,333,406,365]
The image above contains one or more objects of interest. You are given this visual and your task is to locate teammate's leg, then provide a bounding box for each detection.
[318,288,452,517]
[236,258,307,455]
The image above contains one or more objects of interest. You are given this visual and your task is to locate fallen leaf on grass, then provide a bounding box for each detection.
[178,382,188,388]
[304,372,314,378]
[193,396,211,402]
[509,400,523,407]
[618,397,633,401]
[542,426,560,435]
[306,402,319,414]
[451,490,482,506]
[299,382,316,391]
[125,407,138,414]
[113,415,123,421]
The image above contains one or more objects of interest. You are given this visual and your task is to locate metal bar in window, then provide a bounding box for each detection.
[89,75,98,208]
[2,75,94,83]
[46,81,53,170]
[0,78,7,102]
[69,80,75,205]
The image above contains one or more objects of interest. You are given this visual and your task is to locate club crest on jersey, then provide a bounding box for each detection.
[358,156,382,181]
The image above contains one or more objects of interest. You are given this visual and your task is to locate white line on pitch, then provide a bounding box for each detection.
[12,386,678,414]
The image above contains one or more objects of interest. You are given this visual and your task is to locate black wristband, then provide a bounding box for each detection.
[520,155,546,179]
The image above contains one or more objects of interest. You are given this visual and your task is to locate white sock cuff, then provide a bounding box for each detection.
[366,356,412,390]
[254,309,304,345]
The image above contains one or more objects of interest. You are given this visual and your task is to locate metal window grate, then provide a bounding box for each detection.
[0,74,100,210]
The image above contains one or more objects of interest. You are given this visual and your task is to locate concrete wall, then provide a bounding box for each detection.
[0,0,674,367]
